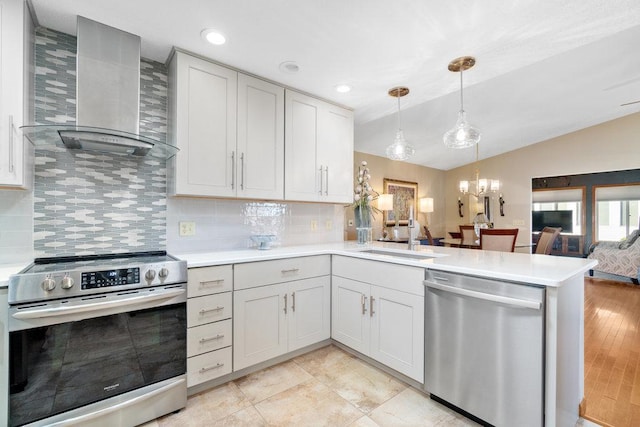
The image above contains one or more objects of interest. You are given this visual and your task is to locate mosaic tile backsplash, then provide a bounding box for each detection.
[33,27,168,257]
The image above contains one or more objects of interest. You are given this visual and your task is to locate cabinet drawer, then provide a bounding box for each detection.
[187,346,232,387]
[188,265,233,297]
[187,319,232,357]
[235,255,330,290]
[187,292,232,327]
[332,255,425,296]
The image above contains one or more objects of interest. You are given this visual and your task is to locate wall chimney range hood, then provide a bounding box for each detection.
[21,17,178,159]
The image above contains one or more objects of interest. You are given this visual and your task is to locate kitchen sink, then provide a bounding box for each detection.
[360,249,440,260]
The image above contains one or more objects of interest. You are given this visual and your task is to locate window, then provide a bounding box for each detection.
[532,188,583,235]
[595,185,640,240]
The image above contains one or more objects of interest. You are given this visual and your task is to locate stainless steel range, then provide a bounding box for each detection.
[7,251,188,427]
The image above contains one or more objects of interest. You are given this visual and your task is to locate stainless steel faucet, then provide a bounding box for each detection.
[408,216,417,250]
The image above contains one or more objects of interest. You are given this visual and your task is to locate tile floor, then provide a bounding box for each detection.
[142,345,479,426]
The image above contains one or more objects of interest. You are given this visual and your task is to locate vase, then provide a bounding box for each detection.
[354,205,372,244]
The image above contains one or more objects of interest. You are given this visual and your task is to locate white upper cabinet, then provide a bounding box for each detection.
[236,74,284,199]
[0,0,33,189]
[168,51,237,197]
[284,90,353,203]
[168,51,285,199]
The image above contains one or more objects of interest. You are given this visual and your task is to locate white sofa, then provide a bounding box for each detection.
[587,230,640,284]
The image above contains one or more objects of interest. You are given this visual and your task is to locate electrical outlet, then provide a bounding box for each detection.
[512,219,525,226]
[179,221,196,236]
[310,220,318,231]
[325,220,333,230]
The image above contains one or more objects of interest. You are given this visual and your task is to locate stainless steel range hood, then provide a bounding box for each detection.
[21,17,178,159]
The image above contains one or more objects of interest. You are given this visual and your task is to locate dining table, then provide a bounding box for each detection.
[440,238,480,249]
[441,237,535,251]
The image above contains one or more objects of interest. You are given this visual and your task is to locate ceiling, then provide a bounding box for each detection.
[30,0,640,170]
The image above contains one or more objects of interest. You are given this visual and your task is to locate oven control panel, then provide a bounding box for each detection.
[81,268,140,289]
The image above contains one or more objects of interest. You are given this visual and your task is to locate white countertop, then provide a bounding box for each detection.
[0,262,29,289]
[176,241,597,287]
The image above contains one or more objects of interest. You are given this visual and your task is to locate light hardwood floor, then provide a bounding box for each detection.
[584,277,640,427]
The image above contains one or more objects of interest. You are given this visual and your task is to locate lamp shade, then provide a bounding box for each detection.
[378,193,394,211]
[419,197,434,213]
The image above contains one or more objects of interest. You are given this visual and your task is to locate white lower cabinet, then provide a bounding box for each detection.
[233,256,331,371]
[331,256,425,382]
[186,265,233,387]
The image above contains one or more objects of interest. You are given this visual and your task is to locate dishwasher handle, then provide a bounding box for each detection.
[425,280,542,310]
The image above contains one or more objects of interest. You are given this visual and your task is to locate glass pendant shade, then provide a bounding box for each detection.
[443,110,481,149]
[443,56,481,149]
[385,86,413,161]
[386,129,415,161]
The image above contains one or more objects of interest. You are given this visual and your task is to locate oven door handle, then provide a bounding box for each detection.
[12,288,186,320]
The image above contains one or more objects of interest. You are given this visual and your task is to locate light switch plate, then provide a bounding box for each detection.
[179,221,196,236]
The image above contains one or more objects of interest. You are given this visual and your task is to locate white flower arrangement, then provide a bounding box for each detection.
[350,161,380,215]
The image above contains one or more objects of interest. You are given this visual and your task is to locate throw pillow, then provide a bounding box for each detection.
[619,229,640,249]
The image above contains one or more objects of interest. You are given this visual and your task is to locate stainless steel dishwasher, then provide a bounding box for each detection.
[424,270,545,427]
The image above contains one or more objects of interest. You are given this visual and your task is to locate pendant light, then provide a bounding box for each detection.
[443,56,481,149]
[385,86,415,161]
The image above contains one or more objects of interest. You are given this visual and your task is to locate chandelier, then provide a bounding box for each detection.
[459,143,499,198]
[385,86,415,161]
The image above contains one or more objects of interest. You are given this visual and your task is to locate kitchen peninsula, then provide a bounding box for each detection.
[176,242,596,427]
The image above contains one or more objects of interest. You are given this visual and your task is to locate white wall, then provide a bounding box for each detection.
[444,112,640,248]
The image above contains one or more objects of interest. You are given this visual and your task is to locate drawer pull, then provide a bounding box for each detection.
[199,279,224,286]
[433,276,450,282]
[281,268,299,274]
[199,306,224,315]
[199,334,225,344]
[199,363,224,373]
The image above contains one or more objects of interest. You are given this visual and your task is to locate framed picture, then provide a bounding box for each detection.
[383,178,418,226]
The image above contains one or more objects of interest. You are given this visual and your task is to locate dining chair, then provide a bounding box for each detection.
[535,226,562,255]
[479,228,519,252]
[423,226,435,246]
[459,225,476,245]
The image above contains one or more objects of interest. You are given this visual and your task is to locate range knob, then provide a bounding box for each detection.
[145,269,156,282]
[41,277,56,291]
[158,267,169,279]
[61,275,74,289]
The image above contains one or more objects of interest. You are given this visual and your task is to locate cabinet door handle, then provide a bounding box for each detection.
[370,296,375,317]
[199,306,224,315]
[318,166,324,195]
[281,268,299,274]
[324,166,329,195]
[9,115,15,173]
[291,292,296,312]
[199,363,224,373]
[361,294,367,315]
[199,334,225,344]
[283,293,288,314]
[231,151,235,189]
[199,279,224,286]
[240,152,245,190]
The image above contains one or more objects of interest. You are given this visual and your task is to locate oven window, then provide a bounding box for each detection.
[9,303,186,427]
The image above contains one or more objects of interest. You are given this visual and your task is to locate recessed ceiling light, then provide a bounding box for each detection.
[335,84,351,93]
[279,61,300,74]
[201,29,226,45]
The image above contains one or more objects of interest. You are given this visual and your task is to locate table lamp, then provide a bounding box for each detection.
[377,194,394,240]
[419,197,434,226]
